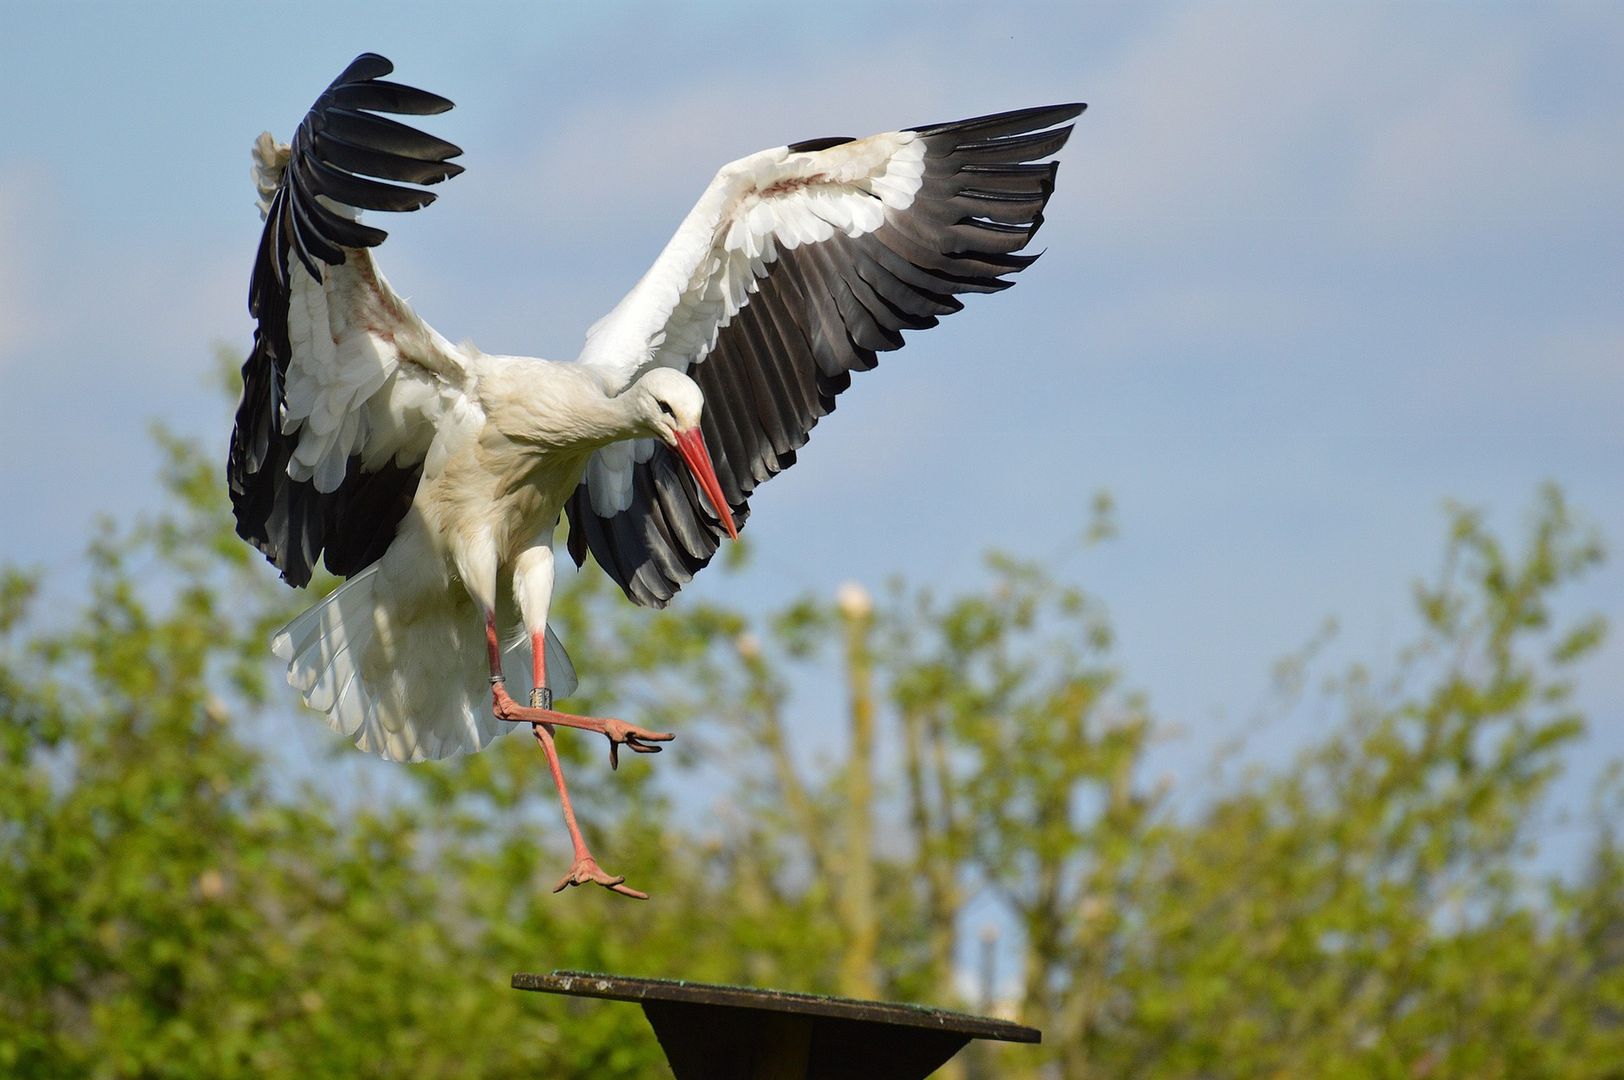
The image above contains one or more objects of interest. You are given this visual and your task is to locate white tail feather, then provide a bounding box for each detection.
[271,566,579,763]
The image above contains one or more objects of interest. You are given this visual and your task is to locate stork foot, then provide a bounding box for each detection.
[491,682,675,769]
[553,856,649,900]
[601,718,675,771]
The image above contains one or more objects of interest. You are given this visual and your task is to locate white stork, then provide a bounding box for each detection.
[230,53,1083,898]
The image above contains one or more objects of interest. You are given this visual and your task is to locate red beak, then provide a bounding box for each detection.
[673,427,738,540]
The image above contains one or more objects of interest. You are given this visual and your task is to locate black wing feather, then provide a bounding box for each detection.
[564,101,1084,607]
[228,53,462,587]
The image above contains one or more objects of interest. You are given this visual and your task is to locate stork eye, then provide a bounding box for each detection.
[657,400,676,418]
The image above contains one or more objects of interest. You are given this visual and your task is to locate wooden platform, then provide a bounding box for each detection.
[513,970,1039,1079]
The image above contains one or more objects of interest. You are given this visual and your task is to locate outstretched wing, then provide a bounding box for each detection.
[567,103,1084,607]
[228,53,475,588]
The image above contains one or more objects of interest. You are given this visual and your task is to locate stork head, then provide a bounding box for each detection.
[632,368,705,439]
[632,368,738,540]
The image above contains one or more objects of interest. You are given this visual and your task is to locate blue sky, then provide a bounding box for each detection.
[2,3,1620,868]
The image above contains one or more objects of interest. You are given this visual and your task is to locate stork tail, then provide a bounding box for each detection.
[271,566,578,762]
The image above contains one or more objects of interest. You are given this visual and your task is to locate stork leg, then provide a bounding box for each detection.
[500,542,670,899]
[490,678,675,766]
[482,612,653,899]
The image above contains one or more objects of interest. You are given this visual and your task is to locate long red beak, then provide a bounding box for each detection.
[673,427,738,540]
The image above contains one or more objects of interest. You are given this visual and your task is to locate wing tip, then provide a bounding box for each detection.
[340,52,396,83]
[911,101,1088,139]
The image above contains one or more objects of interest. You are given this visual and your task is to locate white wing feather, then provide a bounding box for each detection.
[574,132,925,516]
[578,132,926,391]
[254,133,484,493]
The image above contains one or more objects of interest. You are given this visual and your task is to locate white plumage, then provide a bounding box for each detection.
[228,53,1081,895]
[271,565,577,762]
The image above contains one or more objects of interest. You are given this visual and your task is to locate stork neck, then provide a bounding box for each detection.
[564,389,650,451]
[486,360,653,452]
[602,386,654,444]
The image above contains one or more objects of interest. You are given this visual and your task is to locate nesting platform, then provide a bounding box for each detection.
[513,970,1039,1079]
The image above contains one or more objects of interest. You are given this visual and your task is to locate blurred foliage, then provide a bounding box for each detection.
[0,415,1618,1077]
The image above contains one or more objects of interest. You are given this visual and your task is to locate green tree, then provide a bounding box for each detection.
[1081,488,1619,1078]
[0,397,1616,1078]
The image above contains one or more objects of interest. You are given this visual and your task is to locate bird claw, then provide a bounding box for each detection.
[552,857,648,900]
[603,719,675,771]
[490,684,675,770]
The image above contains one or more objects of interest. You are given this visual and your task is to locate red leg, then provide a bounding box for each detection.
[484,616,674,767]
[529,717,648,899]
[530,628,548,709]
[484,614,650,900]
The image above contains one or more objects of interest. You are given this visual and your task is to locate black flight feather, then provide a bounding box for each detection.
[228,53,461,587]
[566,102,1084,607]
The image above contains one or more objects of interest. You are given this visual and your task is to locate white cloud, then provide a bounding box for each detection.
[476,51,948,245]
[1348,44,1624,247]
[1079,4,1624,254]
[1081,4,1381,246]
[396,49,958,356]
